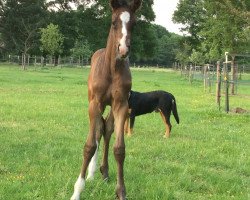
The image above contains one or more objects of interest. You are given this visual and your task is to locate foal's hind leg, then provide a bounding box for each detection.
[159,109,172,138]
[100,111,114,180]
[86,117,105,180]
[71,100,103,200]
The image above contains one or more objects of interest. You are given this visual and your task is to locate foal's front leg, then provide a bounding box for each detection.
[113,101,128,200]
[71,100,103,200]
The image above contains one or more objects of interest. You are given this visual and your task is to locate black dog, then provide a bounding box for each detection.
[124,90,179,137]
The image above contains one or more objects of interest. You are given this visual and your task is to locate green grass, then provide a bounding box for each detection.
[0,65,249,200]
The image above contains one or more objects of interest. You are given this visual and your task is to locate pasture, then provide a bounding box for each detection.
[0,65,249,200]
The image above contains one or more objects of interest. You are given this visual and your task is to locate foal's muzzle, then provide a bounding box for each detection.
[118,44,130,59]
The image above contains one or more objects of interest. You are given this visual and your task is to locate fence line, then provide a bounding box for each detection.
[0,55,90,67]
[173,61,250,112]
[0,54,172,69]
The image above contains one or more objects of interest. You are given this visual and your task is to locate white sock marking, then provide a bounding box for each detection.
[86,141,99,181]
[70,174,85,200]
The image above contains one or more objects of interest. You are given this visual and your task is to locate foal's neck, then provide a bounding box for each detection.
[105,28,128,72]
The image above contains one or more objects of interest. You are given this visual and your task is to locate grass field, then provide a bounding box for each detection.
[0,65,249,200]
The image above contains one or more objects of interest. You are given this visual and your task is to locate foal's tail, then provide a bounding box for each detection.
[172,98,179,124]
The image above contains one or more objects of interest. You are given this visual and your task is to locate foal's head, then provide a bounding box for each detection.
[110,0,141,60]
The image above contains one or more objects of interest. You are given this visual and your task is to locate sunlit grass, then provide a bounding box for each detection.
[0,65,249,200]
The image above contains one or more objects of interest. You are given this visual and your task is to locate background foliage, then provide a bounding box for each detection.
[0,0,249,66]
[173,0,250,63]
[0,0,180,66]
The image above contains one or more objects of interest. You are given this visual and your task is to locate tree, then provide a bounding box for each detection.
[173,0,205,48]
[201,0,249,58]
[173,0,250,63]
[189,49,205,66]
[48,9,79,56]
[71,39,92,66]
[40,23,64,66]
[130,21,157,64]
[148,24,182,66]
[1,0,184,67]
[175,42,191,66]
[0,0,47,68]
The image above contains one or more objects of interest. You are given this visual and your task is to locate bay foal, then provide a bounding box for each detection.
[71,0,141,200]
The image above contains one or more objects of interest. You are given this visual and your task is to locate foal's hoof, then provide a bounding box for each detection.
[100,166,109,181]
[116,186,126,200]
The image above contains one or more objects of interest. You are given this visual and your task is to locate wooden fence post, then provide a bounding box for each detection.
[216,61,221,109]
[189,65,193,83]
[231,56,236,95]
[204,64,208,91]
[223,61,229,113]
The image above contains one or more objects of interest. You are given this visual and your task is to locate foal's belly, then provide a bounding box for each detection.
[100,84,131,106]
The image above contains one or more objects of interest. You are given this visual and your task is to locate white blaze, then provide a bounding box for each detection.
[119,11,130,50]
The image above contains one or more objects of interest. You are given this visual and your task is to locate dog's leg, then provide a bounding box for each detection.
[159,110,171,138]
[128,116,135,136]
[124,116,129,134]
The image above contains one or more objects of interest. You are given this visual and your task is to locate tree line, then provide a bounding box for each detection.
[0,0,182,67]
[0,0,249,68]
[173,0,250,66]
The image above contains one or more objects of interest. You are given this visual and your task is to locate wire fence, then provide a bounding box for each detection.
[174,61,250,112]
[0,54,172,69]
[176,64,250,90]
[0,55,90,67]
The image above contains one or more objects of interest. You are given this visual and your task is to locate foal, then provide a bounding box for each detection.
[70,1,141,200]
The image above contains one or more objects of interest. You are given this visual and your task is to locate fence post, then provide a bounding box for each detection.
[224,55,229,113]
[235,63,238,94]
[204,64,208,91]
[216,61,221,109]
[189,65,193,84]
[208,65,212,92]
[231,56,236,95]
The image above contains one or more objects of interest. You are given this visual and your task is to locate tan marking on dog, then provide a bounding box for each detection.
[159,111,170,138]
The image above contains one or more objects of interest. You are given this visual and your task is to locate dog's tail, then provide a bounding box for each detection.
[172,98,179,124]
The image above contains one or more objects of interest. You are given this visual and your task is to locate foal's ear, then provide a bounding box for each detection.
[130,0,141,12]
[110,0,127,10]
